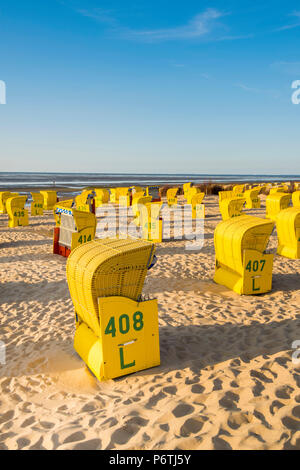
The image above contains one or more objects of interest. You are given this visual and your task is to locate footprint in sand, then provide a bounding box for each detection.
[212,435,232,450]
[63,431,86,444]
[292,405,300,419]
[252,380,265,397]
[219,391,240,411]
[180,416,207,437]
[145,391,166,409]
[110,417,147,446]
[162,386,177,395]
[269,400,285,415]
[21,416,35,428]
[159,423,169,432]
[227,411,253,430]
[72,439,102,450]
[172,403,194,418]
[191,384,205,394]
[275,385,294,400]
[250,370,273,384]
[281,415,300,431]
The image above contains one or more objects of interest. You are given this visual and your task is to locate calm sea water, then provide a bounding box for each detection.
[1,172,298,187]
[0,172,299,197]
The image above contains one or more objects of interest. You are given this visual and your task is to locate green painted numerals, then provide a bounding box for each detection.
[104,311,144,337]
[245,259,266,273]
[78,234,92,244]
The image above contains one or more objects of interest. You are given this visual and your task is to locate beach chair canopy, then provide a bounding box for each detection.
[292,191,300,208]
[40,190,57,210]
[219,197,245,221]
[66,238,156,335]
[0,192,19,213]
[233,184,245,196]
[276,207,300,259]
[244,188,261,209]
[266,193,291,220]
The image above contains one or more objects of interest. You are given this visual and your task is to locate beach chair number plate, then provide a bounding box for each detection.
[98,296,160,379]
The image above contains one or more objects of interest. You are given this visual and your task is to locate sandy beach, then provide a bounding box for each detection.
[0,194,300,450]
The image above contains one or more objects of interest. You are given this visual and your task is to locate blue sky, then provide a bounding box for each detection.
[0,0,300,173]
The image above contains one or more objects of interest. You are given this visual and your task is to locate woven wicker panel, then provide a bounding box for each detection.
[66,238,155,333]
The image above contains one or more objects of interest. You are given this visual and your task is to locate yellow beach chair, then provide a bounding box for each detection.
[6,195,29,228]
[132,196,152,226]
[191,192,205,219]
[166,187,179,206]
[292,191,300,208]
[186,187,201,205]
[111,187,131,204]
[276,207,300,259]
[75,189,96,213]
[30,192,44,216]
[118,187,132,207]
[0,192,19,214]
[131,191,147,206]
[66,238,160,381]
[266,193,291,220]
[244,188,261,209]
[94,188,110,208]
[269,186,287,194]
[53,199,74,226]
[53,208,96,257]
[219,197,246,221]
[40,190,57,210]
[214,215,274,295]
[183,182,193,200]
[233,184,245,198]
[140,202,163,242]
[218,190,234,203]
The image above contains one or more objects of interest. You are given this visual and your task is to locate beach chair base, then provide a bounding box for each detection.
[74,296,160,381]
[214,250,274,295]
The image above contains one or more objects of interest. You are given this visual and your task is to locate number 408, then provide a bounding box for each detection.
[104,312,144,337]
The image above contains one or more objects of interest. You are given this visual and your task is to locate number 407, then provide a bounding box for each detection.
[246,259,265,272]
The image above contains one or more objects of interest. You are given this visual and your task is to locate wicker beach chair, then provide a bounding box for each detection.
[53,208,96,257]
[292,191,300,208]
[276,207,300,259]
[244,188,261,209]
[66,238,160,381]
[266,193,291,220]
[30,192,44,216]
[6,195,29,227]
[0,192,19,214]
[40,190,57,210]
[214,215,274,295]
[166,187,179,206]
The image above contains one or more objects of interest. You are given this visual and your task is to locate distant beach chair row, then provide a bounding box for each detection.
[0,190,58,227]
